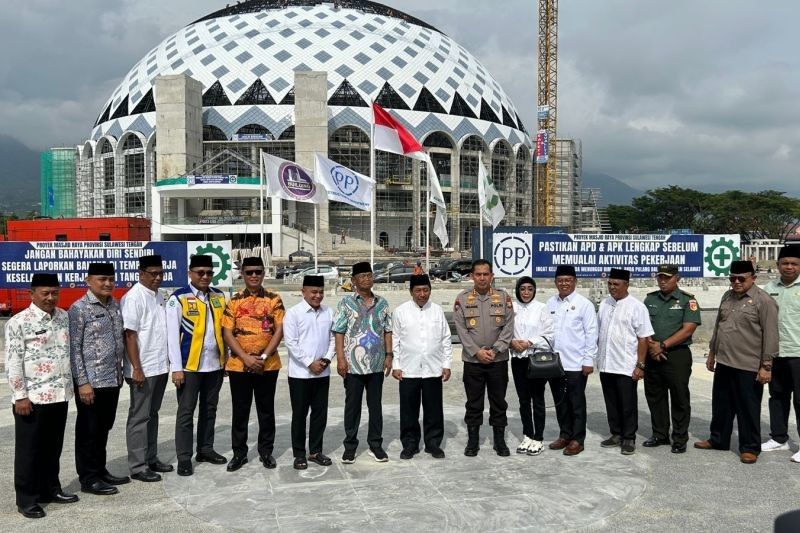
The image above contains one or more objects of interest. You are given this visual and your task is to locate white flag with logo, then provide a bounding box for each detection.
[262,153,327,204]
[313,153,375,211]
[424,155,449,247]
[478,153,505,229]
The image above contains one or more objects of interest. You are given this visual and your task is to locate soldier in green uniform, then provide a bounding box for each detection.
[643,264,702,454]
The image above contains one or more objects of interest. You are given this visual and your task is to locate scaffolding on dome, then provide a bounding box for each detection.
[41,148,77,218]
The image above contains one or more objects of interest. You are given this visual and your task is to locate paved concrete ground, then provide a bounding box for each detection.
[1,280,796,531]
[1,347,798,532]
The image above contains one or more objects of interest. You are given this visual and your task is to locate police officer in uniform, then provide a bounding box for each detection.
[453,259,515,457]
[643,264,702,454]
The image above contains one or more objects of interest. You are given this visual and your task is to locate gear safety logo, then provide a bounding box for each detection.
[193,243,231,285]
[704,237,739,276]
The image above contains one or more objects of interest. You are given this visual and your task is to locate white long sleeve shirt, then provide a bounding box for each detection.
[392,299,452,378]
[546,291,599,371]
[597,294,654,376]
[283,300,335,379]
[510,300,554,358]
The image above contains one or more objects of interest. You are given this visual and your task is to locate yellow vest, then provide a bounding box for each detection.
[173,286,226,371]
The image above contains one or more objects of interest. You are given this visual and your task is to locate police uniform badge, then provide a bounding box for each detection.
[469,318,477,327]
[688,299,698,311]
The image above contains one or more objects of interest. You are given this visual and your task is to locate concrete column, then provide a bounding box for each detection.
[154,74,203,181]
[294,71,329,233]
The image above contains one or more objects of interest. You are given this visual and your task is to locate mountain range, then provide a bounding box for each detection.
[0,135,40,214]
[581,172,642,207]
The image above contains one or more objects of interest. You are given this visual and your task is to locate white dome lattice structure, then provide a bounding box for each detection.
[91,0,529,146]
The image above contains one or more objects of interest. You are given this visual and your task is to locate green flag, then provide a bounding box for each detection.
[477,153,505,229]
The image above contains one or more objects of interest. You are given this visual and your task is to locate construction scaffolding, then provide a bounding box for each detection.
[40,148,77,218]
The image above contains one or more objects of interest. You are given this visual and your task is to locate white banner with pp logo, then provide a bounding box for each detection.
[492,233,533,278]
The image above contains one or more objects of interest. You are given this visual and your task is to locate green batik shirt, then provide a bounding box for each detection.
[765,278,800,357]
[644,288,702,345]
[331,293,392,374]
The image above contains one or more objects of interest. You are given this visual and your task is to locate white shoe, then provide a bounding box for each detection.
[791,451,800,463]
[526,440,545,456]
[761,439,789,452]
[516,436,533,454]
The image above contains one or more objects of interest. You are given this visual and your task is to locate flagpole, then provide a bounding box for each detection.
[478,152,485,260]
[314,204,319,272]
[425,155,431,273]
[259,152,265,261]
[370,116,376,268]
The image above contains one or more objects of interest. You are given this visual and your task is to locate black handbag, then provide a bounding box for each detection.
[526,338,565,380]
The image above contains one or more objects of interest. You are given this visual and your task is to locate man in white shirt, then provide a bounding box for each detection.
[392,275,452,459]
[597,268,654,455]
[283,275,335,470]
[6,273,78,519]
[166,255,228,476]
[546,265,598,456]
[121,254,172,482]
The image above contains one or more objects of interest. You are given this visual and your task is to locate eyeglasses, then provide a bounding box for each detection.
[143,270,164,278]
[354,273,373,279]
[191,270,214,278]
[729,275,751,283]
[244,270,264,276]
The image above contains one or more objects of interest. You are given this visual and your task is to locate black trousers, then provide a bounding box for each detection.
[13,401,68,508]
[710,363,763,454]
[229,370,278,458]
[768,357,800,443]
[289,376,330,458]
[600,372,639,441]
[343,372,384,451]
[75,385,121,485]
[561,371,589,445]
[399,377,444,450]
[463,360,508,427]
[510,358,566,440]
[643,347,693,444]
[175,370,223,461]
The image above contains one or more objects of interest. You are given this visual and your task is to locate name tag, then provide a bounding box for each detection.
[34,329,47,335]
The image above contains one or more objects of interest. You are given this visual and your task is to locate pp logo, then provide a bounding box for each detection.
[279,163,316,201]
[330,166,359,197]
[493,234,532,277]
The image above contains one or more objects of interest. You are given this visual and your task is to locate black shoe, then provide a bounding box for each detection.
[400,448,415,460]
[620,439,636,455]
[308,453,332,467]
[177,460,193,476]
[196,450,228,465]
[601,435,622,448]
[102,472,131,485]
[341,450,356,464]
[369,447,389,462]
[642,437,670,448]
[492,427,510,457]
[81,480,119,496]
[18,504,46,519]
[260,455,277,469]
[425,447,446,459]
[293,457,308,470]
[148,460,174,473]
[131,469,162,482]
[671,443,687,454]
[227,455,248,472]
[464,425,480,457]
[40,490,79,504]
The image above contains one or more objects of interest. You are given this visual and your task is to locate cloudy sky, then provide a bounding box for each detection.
[0,0,797,195]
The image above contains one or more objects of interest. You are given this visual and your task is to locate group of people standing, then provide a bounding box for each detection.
[5,244,800,520]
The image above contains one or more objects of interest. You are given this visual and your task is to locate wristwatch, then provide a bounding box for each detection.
[761,363,772,372]
[385,352,394,358]
[636,361,646,370]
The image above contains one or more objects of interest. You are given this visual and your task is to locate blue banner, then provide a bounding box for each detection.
[0,241,188,288]
[489,232,741,278]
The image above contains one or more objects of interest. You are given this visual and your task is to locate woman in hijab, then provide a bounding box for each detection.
[509,276,555,455]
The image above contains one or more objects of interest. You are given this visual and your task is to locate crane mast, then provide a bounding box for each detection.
[535,0,558,226]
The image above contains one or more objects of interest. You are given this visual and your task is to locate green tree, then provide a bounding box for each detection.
[605,204,641,233]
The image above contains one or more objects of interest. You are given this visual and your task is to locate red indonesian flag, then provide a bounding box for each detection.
[372,103,426,160]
